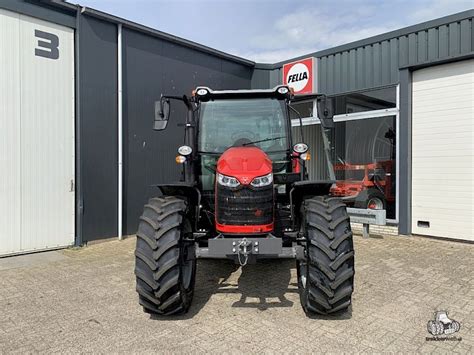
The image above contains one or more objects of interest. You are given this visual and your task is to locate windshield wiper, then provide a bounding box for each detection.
[242,136,284,146]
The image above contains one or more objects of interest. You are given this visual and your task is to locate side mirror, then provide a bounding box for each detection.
[317,96,334,128]
[153,98,170,131]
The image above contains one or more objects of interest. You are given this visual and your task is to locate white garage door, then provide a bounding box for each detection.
[0,9,75,255]
[412,59,474,241]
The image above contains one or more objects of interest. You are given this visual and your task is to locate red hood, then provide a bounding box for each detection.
[217,147,272,185]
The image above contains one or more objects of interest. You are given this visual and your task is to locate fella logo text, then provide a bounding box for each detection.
[287,71,308,83]
[283,58,314,94]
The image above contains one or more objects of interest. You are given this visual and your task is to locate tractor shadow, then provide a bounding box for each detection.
[195,258,298,312]
[150,258,298,320]
[150,259,352,320]
[227,259,297,310]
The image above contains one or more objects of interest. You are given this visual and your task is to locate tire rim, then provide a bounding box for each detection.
[367,197,384,210]
[298,262,307,289]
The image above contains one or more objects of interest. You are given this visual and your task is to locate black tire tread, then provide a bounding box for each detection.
[300,196,355,315]
[135,196,195,316]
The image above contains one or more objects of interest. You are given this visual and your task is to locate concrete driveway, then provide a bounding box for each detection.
[0,234,472,353]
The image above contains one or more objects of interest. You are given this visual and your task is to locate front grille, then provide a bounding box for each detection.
[216,185,273,226]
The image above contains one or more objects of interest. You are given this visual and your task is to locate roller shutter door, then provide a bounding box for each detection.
[411,60,474,241]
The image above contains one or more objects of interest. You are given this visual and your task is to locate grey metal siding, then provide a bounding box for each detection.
[122,28,253,234]
[269,67,282,88]
[79,16,118,241]
[264,15,473,95]
[0,0,76,28]
[251,68,271,89]
[292,125,329,180]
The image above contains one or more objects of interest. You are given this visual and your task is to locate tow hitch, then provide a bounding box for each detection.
[234,238,254,266]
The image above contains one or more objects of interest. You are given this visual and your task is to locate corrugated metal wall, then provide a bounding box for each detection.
[319,18,473,94]
[251,68,271,89]
[292,124,330,180]
[122,28,253,235]
[265,15,473,95]
[79,15,118,242]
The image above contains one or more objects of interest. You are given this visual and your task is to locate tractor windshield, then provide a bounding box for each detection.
[198,98,289,154]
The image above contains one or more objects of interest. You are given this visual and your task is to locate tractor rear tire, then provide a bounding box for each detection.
[354,188,386,210]
[135,196,196,315]
[297,196,355,316]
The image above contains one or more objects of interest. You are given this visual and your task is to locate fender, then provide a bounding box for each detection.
[154,183,201,225]
[289,180,335,229]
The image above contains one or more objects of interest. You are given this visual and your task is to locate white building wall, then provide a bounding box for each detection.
[0,9,21,255]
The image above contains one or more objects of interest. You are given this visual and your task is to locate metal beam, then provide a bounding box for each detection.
[117,23,123,240]
[398,69,412,235]
[74,6,83,246]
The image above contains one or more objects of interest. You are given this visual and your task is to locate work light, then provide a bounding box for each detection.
[196,88,208,96]
[277,86,289,95]
[178,145,192,156]
[293,143,308,153]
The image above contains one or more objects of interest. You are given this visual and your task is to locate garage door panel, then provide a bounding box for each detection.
[412,59,474,241]
[415,114,473,126]
[412,195,473,207]
[412,93,472,106]
[412,79,473,92]
[412,183,473,194]
[413,144,473,152]
[413,63,473,84]
[412,189,473,197]
[411,131,472,143]
[413,105,474,115]
[412,204,474,214]
[412,84,473,100]
[0,10,21,255]
[19,16,75,251]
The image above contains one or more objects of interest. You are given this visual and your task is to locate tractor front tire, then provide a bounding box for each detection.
[135,196,196,315]
[297,196,355,316]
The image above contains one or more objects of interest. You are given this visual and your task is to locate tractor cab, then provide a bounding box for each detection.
[153,86,335,237]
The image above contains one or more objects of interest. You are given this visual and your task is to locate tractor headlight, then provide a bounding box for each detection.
[251,173,273,188]
[217,173,240,188]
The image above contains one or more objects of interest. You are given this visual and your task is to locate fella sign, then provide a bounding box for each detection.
[283,57,315,94]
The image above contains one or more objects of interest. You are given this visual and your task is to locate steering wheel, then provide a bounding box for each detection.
[231,130,257,142]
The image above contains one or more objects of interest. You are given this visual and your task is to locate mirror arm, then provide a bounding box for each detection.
[287,103,305,143]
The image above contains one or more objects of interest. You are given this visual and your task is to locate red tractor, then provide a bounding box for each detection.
[135,86,354,317]
[331,159,395,211]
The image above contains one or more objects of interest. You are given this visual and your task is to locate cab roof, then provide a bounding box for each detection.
[193,85,293,101]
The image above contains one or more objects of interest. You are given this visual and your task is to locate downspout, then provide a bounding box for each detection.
[74,6,83,246]
[118,23,123,240]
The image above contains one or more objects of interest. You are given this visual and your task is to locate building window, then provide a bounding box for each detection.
[291,85,399,221]
[332,86,396,115]
[329,116,397,219]
[289,100,314,119]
